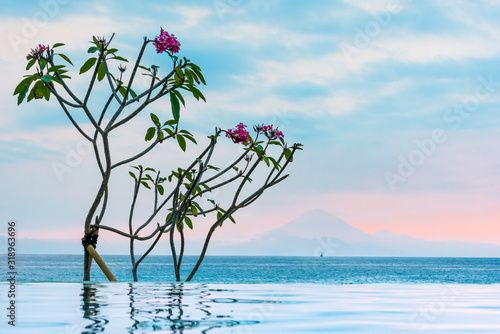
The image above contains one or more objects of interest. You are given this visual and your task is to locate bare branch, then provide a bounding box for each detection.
[102,58,123,105]
[45,82,82,108]
[100,223,166,241]
[52,92,92,142]
[134,224,171,270]
[47,51,83,105]
[110,131,175,170]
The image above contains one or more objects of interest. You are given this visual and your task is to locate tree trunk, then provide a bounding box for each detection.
[132,268,138,282]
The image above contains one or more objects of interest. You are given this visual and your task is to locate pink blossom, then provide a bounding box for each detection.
[259,124,284,140]
[26,44,47,60]
[153,28,181,54]
[226,123,250,144]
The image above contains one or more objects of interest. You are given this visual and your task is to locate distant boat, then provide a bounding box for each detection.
[320,252,323,257]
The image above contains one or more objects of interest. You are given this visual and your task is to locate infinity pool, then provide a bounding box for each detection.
[1,283,499,333]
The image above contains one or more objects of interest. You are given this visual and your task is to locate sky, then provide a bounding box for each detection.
[0,0,499,254]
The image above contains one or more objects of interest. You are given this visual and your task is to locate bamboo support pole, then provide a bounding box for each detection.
[85,245,117,282]
[88,218,98,272]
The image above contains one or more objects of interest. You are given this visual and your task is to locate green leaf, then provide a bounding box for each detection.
[269,157,281,170]
[170,91,180,122]
[229,215,236,224]
[47,65,65,73]
[207,165,220,171]
[175,67,183,78]
[88,46,99,53]
[52,76,62,85]
[39,60,46,71]
[43,85,51,101]
[186,69,200,84]
[255,145,264,157]
[57,53,73,66]
[158,185,164,196]
[190,66,206,85]
[263,155,270,167]
[145,127,156,141]
[141,181,151,189]
[284,149,293,162]
[191,205,198,217]
[26,59,36,71]
[14,77,33,96]
[184,216,193,230]
[189,63,202,72]
[185,68,194,84]
[27,86,35,102]
[79,57,97,74]
[129,88,137,99]
[190,86,206,102]
[41,74,52,83]
[177,135,186,152]
[183,135,197,144]
[150,113,160,126]
[107,48,118,54]
[217,211,223,221]
[118,86,127,99]
[128,171,137,180]
[97,62,106,81]
[172,90,185,107]
[110,56,128,62]
[192,201,206,217]
[17,84,30,105]
[33,81,45,99]
[52,43,65,48]
[164,119,178,127]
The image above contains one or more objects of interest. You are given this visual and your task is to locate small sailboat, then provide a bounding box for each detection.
[320,252,324,257]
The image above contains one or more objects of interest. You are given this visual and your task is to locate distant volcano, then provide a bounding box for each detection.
[3,209,500,256]
[208,209,500,257]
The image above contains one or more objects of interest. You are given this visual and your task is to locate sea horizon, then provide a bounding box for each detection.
[3,255,499,284]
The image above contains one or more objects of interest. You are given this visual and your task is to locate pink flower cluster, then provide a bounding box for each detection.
[226,123,250,144]
[153,28,181,54]
[26,44,47,60]
[261,124,284,140]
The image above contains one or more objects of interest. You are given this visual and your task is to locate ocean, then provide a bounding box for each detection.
[3,254,500,284]
[1,256,499,333]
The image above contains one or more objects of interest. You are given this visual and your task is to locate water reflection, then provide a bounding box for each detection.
[81,284,109,333]
[80,283,260,333]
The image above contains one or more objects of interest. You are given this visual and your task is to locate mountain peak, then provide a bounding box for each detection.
[276,209,370,244]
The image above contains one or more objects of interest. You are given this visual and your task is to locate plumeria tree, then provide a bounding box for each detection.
[125,123,300,281]
[14,29,301,282]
